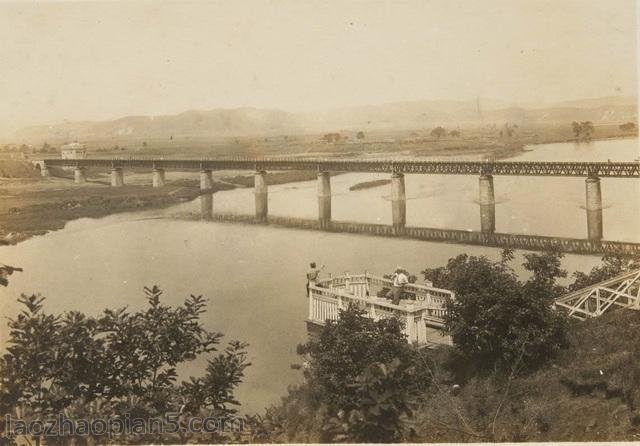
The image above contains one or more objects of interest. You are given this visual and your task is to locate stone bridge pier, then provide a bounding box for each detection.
[111,168,124,187]
[152,168,165,188]
[255,170,268,222]
[479,175,496,233]
[74,167,86,184]
[391,173,406,233]
[200,169,213,190]
[585,176,603,240]
[317,171,332,229]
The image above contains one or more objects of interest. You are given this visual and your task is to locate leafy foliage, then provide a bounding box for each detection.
[250,306,430,443]
[298,306,428,413]
[619,121,636,132]
[571,121,595,139]
[430,126,446,139]
[0,286,250,444]
[324,359,417,443]
[422,249,568,373]
[569,254,640,292]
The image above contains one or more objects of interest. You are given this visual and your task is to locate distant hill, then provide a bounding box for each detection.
[14,108,303,142]
[308,96,637,130]
[13,96,637,142]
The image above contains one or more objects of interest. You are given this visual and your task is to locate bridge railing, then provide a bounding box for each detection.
[309,273,454,344]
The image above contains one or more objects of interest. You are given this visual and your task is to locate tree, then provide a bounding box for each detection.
[299,306,425,412]
[322,133,341,143]
[258,306,431,443]
[572,121,595,140]
[422,250,568,373]
[0,286,250,445]
[323,359,417,443]
[619,122,637,132]
[569,254,640,291]
[571,121,581,137]
[580,121,594,138]
[522,249,568,299]
[449,130,461,137]
[430,126,446,139]
[356,131,365,140]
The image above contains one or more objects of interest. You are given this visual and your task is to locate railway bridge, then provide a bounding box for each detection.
[37,156,640,252]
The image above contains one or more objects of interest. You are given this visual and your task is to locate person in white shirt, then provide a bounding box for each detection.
[306,262,324,296]
[387,266,409,305]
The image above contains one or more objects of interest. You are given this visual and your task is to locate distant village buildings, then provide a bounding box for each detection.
[60,142,87,159]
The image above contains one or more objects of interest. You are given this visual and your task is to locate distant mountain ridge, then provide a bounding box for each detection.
[13,96,637,141]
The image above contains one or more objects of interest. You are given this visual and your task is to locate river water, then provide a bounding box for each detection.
[0,138,638,414]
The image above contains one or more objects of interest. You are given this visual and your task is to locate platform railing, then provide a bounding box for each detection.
[309,273,454,344]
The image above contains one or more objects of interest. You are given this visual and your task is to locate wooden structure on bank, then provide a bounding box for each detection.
[554,268,640,320]
[307,272,454,345]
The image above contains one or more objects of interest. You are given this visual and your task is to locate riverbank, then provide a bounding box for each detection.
[0,168,343,245]
[0,179,224,244]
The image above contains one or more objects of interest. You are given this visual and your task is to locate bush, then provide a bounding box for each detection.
[323,359,417,443]
[422,250,568,374]
[299,306,428,412]
[569,254,640,291]
[254,306,431,443]
[0,286,250,445]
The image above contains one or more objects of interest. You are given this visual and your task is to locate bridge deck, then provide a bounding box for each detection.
[42,157,640,177]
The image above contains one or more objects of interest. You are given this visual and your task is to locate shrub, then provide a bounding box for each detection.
[299,306,429,412]
[256,305,431,443]
[0,286,250,445]
[569,254,640,291]
[422,250,568,374]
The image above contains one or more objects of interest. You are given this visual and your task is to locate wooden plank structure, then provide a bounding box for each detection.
[308,272,454,345]
[554,268,640,320]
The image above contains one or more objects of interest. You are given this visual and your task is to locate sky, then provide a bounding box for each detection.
[0,0,637,133]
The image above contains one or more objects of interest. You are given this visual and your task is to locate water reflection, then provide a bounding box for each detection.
[480,203,496,233]
[200,193,213,220]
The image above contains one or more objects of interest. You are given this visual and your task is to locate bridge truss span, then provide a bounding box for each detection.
[38,155,639,246]
[42,157,640,177]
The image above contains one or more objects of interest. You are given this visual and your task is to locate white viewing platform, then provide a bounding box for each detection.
[308,272,455,346]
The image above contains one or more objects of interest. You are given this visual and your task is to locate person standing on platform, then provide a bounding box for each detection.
[388,266,409,305]
[306,262,324,297]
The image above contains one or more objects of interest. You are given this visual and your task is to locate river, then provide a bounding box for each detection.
[0,137,638,414]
